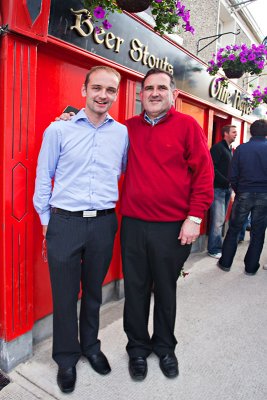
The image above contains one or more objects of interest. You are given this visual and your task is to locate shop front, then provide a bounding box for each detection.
[0,0,263,371]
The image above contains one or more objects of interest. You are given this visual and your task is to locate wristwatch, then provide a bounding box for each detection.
[187,216,202,225]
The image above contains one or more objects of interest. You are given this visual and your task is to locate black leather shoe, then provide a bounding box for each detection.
[129,357,147,381]
[159,354,179,378]
[57,366,76,393]
[87,351,111,375]
[244,270,257,276]
[217,261,231,272]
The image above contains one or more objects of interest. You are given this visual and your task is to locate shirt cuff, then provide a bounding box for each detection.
[39,211,51,226]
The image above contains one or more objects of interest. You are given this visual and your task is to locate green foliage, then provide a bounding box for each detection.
[82,0,194,36]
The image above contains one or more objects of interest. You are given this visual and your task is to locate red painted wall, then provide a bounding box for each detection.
[0,0,138,338]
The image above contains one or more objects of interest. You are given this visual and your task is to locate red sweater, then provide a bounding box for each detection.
[120,107,214,221]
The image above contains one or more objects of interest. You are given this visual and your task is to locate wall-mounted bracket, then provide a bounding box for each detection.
[197,29,240,55]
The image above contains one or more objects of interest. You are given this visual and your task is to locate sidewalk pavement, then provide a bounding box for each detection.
[1,234,267,400]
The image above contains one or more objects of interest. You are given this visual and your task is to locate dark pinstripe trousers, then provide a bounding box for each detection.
[121,217,191,358]
[46,212,117,368]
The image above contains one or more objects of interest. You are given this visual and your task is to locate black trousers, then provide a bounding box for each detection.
[46,212,117,368]
[121,217,191,358]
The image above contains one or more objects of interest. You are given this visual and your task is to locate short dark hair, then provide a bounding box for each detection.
[141,68,176,90]
[221,125,236,138]
[84,66,121,88]
[250,119,267,137]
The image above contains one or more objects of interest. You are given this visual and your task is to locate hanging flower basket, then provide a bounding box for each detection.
[207,44,267,80]
[246,86,267,110]
[222,68,244,79]
[116,0,150,13]
[82,1,194,36]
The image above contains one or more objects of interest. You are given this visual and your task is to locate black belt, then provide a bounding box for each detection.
[52,207,115,218]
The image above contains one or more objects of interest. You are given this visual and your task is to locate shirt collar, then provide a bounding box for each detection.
[72,109,114,125]
[222,139,232,150]
[144,112,167,126]
[142,106,176,126]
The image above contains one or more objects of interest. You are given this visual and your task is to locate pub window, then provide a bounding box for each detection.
[135,82,142,115]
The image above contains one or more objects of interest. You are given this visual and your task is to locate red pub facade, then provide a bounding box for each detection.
[0,0,263,371]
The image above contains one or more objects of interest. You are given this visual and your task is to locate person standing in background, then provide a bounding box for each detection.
[218,119,267,275]
[207,125,237,258]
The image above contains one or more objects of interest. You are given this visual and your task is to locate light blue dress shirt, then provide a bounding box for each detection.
[33,109,129,225]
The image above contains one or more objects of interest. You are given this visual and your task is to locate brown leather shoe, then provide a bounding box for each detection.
[159,354,179,378]
[129,356,147,381]
[57,366,76,393]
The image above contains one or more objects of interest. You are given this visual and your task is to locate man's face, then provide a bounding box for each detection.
[225,127,238,144]
[139,73,178,119]
[82,70,119,117]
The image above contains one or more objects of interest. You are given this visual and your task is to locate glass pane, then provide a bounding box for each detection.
[135,82,142,115]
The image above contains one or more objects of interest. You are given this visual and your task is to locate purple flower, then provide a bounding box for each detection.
[233,45,240,51]
[102,19,112,30]
[155,0,163,2]
[182,10,190,23]
[257,61,265,69]
[247,53,256,61]
[228,54,236,61]
[252,89,261,96]
[185,23,194,34]
[93,6,106,19]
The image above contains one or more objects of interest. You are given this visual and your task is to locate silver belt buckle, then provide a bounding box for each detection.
[83,210,97,217]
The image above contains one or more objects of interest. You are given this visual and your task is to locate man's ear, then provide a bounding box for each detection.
[172,89,179,101]
[81,84,86,97]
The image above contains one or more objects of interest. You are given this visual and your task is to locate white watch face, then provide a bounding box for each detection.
[188,216,202,224]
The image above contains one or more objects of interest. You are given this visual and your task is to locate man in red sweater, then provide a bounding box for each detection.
[120,68,214,381]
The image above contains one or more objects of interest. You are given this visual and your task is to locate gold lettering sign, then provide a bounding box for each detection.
[69,9,173,73]
[209,79,252,116]
[70,9,94,37]
[70,9,124,52]
[129,39,174,74]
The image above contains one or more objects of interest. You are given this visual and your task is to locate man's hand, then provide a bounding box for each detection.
[178,219,200,245]
[55,111,75,121]
[42,225,48,237]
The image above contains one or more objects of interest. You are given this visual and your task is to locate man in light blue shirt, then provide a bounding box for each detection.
[33,66,128,394]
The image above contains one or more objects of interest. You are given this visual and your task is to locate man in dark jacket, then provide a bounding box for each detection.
[207,125,237,258]
[218,119,267,275]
